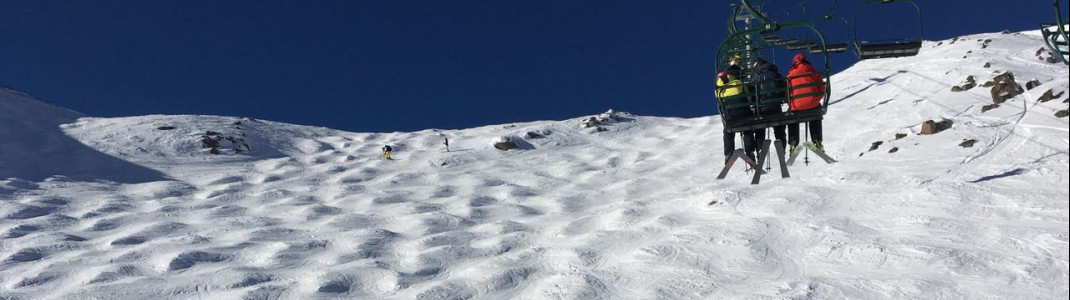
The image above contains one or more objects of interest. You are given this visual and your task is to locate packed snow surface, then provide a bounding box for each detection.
[1,30,1068,299]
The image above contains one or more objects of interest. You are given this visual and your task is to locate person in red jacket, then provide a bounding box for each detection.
[786,53,825,153]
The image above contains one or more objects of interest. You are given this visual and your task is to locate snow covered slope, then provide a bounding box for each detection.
[1,30,1067,299]
[0,86,168,183]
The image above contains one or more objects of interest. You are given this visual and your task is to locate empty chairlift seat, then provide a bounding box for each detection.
[855,40,922,59]
[852,0,925,60]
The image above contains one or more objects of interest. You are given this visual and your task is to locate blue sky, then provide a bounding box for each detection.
[0,0,1059,132]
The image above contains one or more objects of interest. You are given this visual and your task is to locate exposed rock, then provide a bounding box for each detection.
[581,117,601,128]
[1025,79,1042,90]
[989,72,1022,104]
[981,81,996,88]
[895,133,907,140]
[526,130,551,139]
[983,62,991,68]
[1001,30,1010,34]
[1037,89,1064,103]
[1057,110,1069,118]
[920,120,952,135]
[492,135,528,151]
[959,139,977,148]
[952,76,976,92]
[200,131,250,155]
[580,109,633,129]
[1037,47,1060,63]
[981,104,1000,113]
[494,141,519,151]
[157,126,176,130]
[201,136,220,149]
[868,141,883,152]
[888,147,899,153]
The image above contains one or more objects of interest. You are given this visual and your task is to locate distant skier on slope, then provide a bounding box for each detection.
[786,53,826,154]
[444,137,450,152]
[382,145,393,160]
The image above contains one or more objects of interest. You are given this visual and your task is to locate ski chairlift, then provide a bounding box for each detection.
[717,2,832,135]
[715,0,836,184]
[852,0,925,59]
[766,0,847,54]
[786,40,817,51]
[810,41,848,54]
[1041,0,1070,65]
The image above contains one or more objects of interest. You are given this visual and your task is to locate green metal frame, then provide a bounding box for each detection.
[715,0,833,134]
[1041,0,1069,65]
[851,0,925,59]
[753,0,849,55]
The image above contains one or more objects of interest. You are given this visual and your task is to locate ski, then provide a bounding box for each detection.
[774,140,790,178]
[716,149,744,179]
[751,140,772,184]
[786,142,837,166]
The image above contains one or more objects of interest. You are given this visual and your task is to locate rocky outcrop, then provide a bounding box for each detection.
[1037,89,1065,103]
[868,141,883,152]
[1025,79,1042,90]
[494,140,519,151]
[201,130,250,155]
[580,109,634,132]
[1036,48,1060,63]
[989,72,1022,104]
[981,103,1000,113]
[526,130,551,139]
[951,76,977,92]
[920,119,952,135]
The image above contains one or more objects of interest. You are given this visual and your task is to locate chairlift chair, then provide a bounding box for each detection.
[807,2,851,55]
[717,2,832,135]
[809,42,848,54]
[715,0,838,184]
[852,0,925,60]
[786,40,817,50]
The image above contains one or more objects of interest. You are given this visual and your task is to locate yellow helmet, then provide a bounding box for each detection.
[728,53,743,66]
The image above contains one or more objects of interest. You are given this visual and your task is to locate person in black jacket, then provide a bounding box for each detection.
[750,58,787,143]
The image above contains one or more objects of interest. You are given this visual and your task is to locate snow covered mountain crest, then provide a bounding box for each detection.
[1,30,1068,299]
